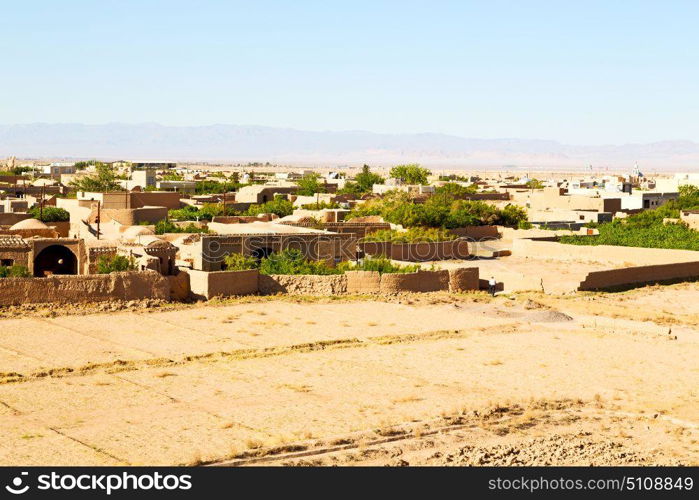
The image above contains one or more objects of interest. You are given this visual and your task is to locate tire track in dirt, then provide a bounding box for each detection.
[0,325,524,386]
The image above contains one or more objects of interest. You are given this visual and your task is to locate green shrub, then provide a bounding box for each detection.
[195,180,244,194]
[28,206,70,222]
[154,220,209,235]
[295,173,327,196]
[337,165,384,195]
[258,249,340,275]
[525,178,545,189]
[434,182,478,197]
[245,196,294,217]
[0,265,30,278]
[559,191,699,250]
[338,256,420,274]
[347,193,528,229]
[362,227,456,243]
[300,201,341,210]
[389,164,431,184]
[223,253,259,271]
[96,255,135,274]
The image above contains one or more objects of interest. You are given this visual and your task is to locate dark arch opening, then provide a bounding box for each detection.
[33,245,78,277]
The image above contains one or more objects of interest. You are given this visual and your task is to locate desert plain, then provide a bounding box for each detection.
[0,281,696,467]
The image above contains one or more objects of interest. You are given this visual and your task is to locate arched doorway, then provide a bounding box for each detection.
[33,245,78,277]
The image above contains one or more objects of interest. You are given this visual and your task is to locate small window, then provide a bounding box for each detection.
[1,259,14,267]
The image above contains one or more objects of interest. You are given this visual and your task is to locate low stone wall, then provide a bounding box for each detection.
[448,268,480,292]
[188,269,259,300]
[259,274,347,295]
[379,270,450,293]
[345,270,381,293]
[360,240,470,262]
[258,268,479,295]
[168,270,191,301]
[579,261,699,291]
[0,271,169,306]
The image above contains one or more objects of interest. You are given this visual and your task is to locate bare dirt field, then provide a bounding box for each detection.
[0,285,697,466]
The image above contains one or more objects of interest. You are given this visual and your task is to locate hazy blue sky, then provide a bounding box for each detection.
[2,0,698,144]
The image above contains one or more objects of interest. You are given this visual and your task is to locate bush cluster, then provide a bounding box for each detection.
[559,187,699,250]
[96,255,136,274]
[362,227,456,243]
[154,220,210,235]
[348,190,527,229]
[222,249,419,275]
[0,265,30,278]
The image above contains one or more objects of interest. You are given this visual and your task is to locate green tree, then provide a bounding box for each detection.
[223,253,259,271]
[435,182,477,197]
[245,196,294,217]
[28,206,70,222]
[70,163,123,192]
[154,220,209,235]
[526,178,545,189]
[96,255,136,274]
[389,164,431,185]
[296,173,327,196]
[354,164,384,193]
[0,265,30,278]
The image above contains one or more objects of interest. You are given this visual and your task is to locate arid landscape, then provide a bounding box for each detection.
[1,284,696,466]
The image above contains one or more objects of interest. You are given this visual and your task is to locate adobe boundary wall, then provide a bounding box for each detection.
[188,269,260,300]
[360,240,470,262]
[513,238,699,266]
[579,261,699,291]
[0,271,169,306]
[449,225,500,240]
[258,268,479,296]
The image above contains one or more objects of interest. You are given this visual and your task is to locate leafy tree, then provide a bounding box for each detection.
[96,255,136,274]
[337,256,420,274]
[245,196,294,217]
[389,164,431,185]
[154,220,209,235]
[336,182,363,197]
[258,249,340,275]
[347,191,528,228]
[362,227,456,243]
[558,186,699,251]
[70,163,123,192]
[28,206,70,222]
[295,173,327,196]
[300,201,341,210]
[354,165,384,193]
[195,180,243,195]
[10,166,34,175]
[526,178,545,189]
[435,182,477,197]
[74,159,102,170]
[161,172,184,181]
[223,253,259,271]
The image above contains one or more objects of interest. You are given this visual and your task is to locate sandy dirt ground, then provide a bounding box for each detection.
[0,285,697,466]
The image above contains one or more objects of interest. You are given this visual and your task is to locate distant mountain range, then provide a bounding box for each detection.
[1,123,698,170]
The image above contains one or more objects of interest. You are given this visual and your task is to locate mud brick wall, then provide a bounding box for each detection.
[188,269,259,300]
[578,261,699,291]
[0,271,169,306]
